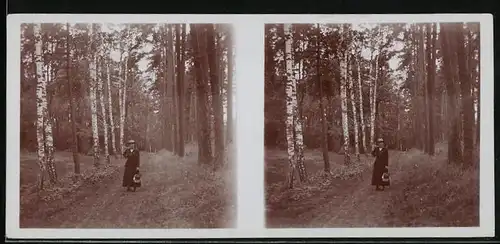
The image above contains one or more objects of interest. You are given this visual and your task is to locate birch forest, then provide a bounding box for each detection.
[20,23,235,228]
[265,23,480,228]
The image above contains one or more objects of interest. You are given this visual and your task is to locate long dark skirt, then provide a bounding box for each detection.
[371,163,390,186]
[122,166,141,188]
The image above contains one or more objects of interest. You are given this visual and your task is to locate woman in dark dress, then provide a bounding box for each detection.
[122,139,141,192]
[371,138,389,191]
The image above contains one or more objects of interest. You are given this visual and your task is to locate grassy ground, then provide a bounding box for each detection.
[265,143,479,228]
[20,144,235,228]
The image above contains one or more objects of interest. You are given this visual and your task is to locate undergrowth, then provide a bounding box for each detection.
[20,159,120,225]
[385,143,479,227]
[266,154,372,207]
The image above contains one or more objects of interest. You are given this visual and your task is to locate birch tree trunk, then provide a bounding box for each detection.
[45,91,56,184]
[356,54,367,154]
[34,23,48,189]
[293,78,307,181]
[368,51,375,148]
[121,55,128,154]
[370,52,379,148]
[118,50,124,154]
[348,56,360,160]
[226,26,234,143]
[66,23,80,176]
[475,32,480,147]
[89,24,100,167]
[98,56,110,163]
[40,36,57,183]
[106,56,117,157]
[284,23,297,188]
[340,34,351,165]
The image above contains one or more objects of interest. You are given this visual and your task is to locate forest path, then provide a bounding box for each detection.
[266,150,407,228]
[22,150,232,228]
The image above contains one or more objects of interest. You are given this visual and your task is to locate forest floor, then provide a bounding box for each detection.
[265,143,479,228]
[19,145,235,228]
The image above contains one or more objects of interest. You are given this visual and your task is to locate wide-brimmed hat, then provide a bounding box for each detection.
[127,139,136,144]
[376,138,384,143]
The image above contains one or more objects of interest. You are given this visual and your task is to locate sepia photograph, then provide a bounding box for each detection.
[265,22,482,228]
[17,21,236,229]
[6,14,494,239]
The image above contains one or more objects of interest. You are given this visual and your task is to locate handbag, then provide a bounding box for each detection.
[133,172,141,184]
[381,172,390,183]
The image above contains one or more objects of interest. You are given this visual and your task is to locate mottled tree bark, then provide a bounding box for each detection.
[34,23,49,189]
[284,23,297,188]
[89,24,100,167]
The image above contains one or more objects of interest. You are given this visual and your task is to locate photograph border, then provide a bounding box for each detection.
[6,13,494,239]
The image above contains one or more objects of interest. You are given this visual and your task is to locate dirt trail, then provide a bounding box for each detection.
[266,151,406,228]
[21,151,232,228]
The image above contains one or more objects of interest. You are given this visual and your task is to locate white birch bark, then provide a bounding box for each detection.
[106,56,117,156]
[290,27,306,181]
[292,73,307,181]
[44,82,56,183]
[368,51,375,148]
[118,48,125,154]
[340,25,350,165]
[89,24,100,166]
[98,55,109,163]
[370,53,379,148]
[34,24,48,189]
[356,54,367,153]
[284,24,297,188]
[44,39,57,183]
[121,55,128,152]
[348,57,360,158]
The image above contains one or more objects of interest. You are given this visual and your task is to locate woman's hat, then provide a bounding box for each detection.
[377,138,384,143]
[127,139,135,144]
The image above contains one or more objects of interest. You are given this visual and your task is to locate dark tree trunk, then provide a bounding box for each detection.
[440,23,462,164]
[191,24,213,164]
[167,25,178,155]
[206,24,225,166]
[455,23,474,166]
[425,23,436,155]
[162,25,171,151]
[411,25,421,150]
[176,24,185,157]
[66,23,80,176]
[316,24,330,172]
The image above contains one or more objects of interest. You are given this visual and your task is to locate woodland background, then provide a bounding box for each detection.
[264,22,480,228]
